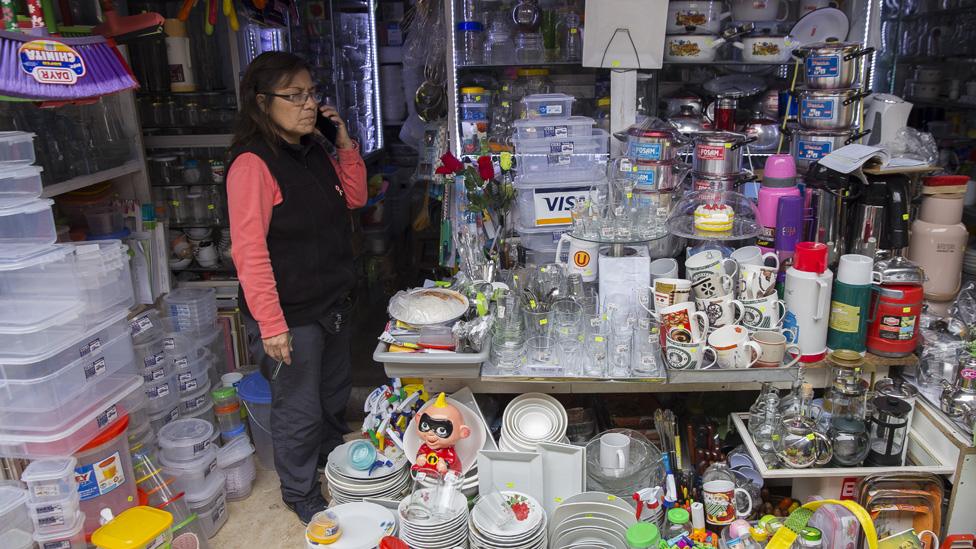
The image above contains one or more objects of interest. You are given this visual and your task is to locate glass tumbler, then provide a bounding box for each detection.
[584,333,609,377]
[523,307,552,339]
[526,336,556,367]
[634,329,664,377]
[552,299,583,342]
[558,338,583,377]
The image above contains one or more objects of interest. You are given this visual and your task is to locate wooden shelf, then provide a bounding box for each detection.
[41,160,144,198]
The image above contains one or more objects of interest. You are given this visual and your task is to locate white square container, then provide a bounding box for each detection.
[514,116,595,140]
[26,492,81,535]
[0,165,43,199]
[514,130,609,177]
[0,331,136,413]
[0,198,56,259]
[0,132,37,167]
[514,177,607,228]
[21,457,78,503]
[32,511,85,549]
[521,93,575,119]
[0,375,143,458]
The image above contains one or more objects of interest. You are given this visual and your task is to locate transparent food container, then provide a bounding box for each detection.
[32,511,85,549]
[514,116,595,140]
[179,382,213,417]
[185,470,228,538]
[158,418,214,462]
[160,446,220,500]
[521,93,575,119]
[514,130,609,176]
[514,177,605,229]
[21,457,78,502]
[145,373,179,415]
[0,165,43,199]
[0,198,56,258]
[0,131,37,166]
[26,491,81,535]
[0,485,31,535]
[177,354,213,394]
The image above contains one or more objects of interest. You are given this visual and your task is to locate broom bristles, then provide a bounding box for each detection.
[0,29,139,100]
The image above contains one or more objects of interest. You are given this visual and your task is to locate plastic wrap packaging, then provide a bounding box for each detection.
[887,128,938,165]
[452,313,494,352]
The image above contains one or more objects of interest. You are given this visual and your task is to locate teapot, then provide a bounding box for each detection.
[773,414,832,468]
[940,366,976,420]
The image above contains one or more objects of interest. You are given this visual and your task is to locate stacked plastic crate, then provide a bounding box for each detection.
[511,94,609,264]
[0,131,143,544]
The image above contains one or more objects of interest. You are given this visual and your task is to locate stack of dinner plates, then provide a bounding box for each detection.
[397,487,469,549]
[498,393,569,452]
[469,491,547,549]
[548,491,637,549]
[325,442,411,504]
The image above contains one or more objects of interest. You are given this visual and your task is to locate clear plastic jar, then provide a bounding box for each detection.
[664,507,691,539]
[457,21,485,66]
[514,32,545,64]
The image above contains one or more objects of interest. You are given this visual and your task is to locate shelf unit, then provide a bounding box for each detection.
[41,159,145,199]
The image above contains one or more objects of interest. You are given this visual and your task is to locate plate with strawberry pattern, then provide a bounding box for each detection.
[472,491,544,538]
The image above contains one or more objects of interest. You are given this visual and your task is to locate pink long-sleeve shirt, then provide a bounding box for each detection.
[227,143,367,339]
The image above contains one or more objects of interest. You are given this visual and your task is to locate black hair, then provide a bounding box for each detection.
[231,51,313,153]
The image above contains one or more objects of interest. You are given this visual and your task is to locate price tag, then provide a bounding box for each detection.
[539,318,548,325]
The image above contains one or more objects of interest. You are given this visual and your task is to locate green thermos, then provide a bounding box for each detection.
[827,254,874,353]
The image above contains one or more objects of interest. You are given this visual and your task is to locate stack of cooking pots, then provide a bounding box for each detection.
[791,41,874,174]
[690,131,756,191]
[663,1,733,63]
[622,122,690,192]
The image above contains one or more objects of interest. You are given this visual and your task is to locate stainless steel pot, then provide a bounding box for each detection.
[669,105,709,135]
[691,131,756,176]
[796,41,875,89]
[743,111,781,151]
[790,128,867,171]
[691,172,746,191]
[626,128,683,162]
[618,159,691,191]
[796,88,870,131]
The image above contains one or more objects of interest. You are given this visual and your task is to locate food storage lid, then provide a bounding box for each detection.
[20,457,77,484]
[0,131,36,143]
[184,469,226,505]
[0,197,53,216]
[237,372,272,405]
[456,21,483,31]
[0,245,70,271]
[0,296,83,334]
[460,86,485,94]
[796,40,861,55]
[667,507,689,524]
[211,386,237,402]
[799,527,823,542]
[787,9,850,47]
[597,97,610,107]
[33,511,84,543]
[220,423,247,440]
[923,175,969,188]
[92,506,174,549]
[158,418,214,454]
[517,68,549,77]
[164,287,216,305]
[762,154,796,185]
[626,523,660,548]
[159,445,217,471]
[0,485,28,515]
[216,436,255,468]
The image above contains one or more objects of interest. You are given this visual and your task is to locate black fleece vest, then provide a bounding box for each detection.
[230,136,355,328]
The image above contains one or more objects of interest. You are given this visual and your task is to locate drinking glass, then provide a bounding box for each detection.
[523,307,552,339]
[476,490,516,527]
[634,329,664,377]
[491,326,525,371]
[527,336,556,367]
[584,333,609,377]
[610,317,634,377]
[557,338,583,376]
[552,299,583,341]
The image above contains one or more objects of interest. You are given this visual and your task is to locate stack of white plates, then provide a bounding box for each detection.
[499,393,569,452]
[307,502,397,549]
[469,491,547,549]
[965,248,976,274]
[548,492,637,549]
[397,488,470,549]
[325,442,411,505]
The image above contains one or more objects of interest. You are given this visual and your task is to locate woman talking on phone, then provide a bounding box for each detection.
[227,51,366,523]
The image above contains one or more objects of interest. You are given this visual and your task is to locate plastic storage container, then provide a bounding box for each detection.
[149,405,180,433]
[515,223,568,264]
[185,470,228,538]
[177,354,213,394]
[74,415,137,537]
[91,506,174,549]
[514,130,610,176]
[0,330,135,413]
[20,457,78,502]
[164,331,207,369]
[0,529,33,549]
[238,373,274,469]
[185,399,217,429]
[0,132,36,166]
[157,492,212,549]
[0,246,80,298]
[0,165,43,199]
[521,93,575,119]
[129,309,163,345]
[160,446,219,500]
[514,177,606,228]
[70,240,134,316]
[179,380,213,416]
[145,372,178,415]
[514,116,595,140]
[32,511,85,549]
[217,436,256,501]
[134,333,168,373]
[26,491,81,534]
[0,485,32,537]
[158,418,214,462]
[83,207,125,236]
[0,198,56,255]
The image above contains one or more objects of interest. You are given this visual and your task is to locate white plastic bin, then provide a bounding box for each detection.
[0,132,36,166]
[0,165,43,199]
[217,436,256,501]
[158,418,214,463]
[0,198,56,257]
[0,331,135,413]
[0,375,142,458]
[160,446,219,501]
[513,177,606,228]
[177,354,213,394]
[32,511,85,549]
[514,116,595,140]
[26,491,80,535]
[521,93,575,118]
[20,457,78,502]
[185,471,228,538]
[514,130,609,176]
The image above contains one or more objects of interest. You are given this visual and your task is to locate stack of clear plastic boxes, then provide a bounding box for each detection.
[20,457,83,541]
[0,131,143,546]
[511,94,609,264]
[0,484,33,549]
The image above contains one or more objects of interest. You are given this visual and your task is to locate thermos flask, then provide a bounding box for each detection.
[827,254,874,353]
[784,242,833,363]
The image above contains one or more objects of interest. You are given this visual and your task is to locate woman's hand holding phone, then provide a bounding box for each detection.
[318,105,354,150]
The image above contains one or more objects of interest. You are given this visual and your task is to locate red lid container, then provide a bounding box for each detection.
[794,242,828,273]
[923,175,968,187]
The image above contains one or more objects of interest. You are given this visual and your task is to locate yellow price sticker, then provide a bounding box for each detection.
[806,433,815,440]
[555,497,563,503]
[608,495,617,501]
[505,482,514,488]
[611,60,621,68]
[903,307,912,313]
[595,336,605,342]
[540,319,548,325]
[902,213,910,220]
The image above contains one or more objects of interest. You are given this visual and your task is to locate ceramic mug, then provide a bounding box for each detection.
[600,432,631,476]
[703,478,753,525]
[692,272,735,300]
[654,278,693,312]
[740,294,787,331]
[730,245,780,269]
[738,264,778,299]
[659,301,709,343]
[751,330,801,368]
[708,325,762,369]
[687,249,738,282]
[697,294,745,331]
[665,328,717,370]
[651,258,680,282]
[195,240,218,267]
[556,234,600,283]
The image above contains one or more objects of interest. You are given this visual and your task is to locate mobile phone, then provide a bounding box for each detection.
[316,111,339,144]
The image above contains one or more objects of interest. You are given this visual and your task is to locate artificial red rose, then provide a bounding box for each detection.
[477,155,494,181]
[435,151,464,175]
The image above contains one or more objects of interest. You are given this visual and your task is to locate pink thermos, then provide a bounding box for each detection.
[757,154,801,253]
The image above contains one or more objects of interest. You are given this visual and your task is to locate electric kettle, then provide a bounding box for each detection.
[863,94,913,147]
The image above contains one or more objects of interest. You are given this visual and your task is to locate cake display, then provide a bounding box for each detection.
[693,203,735,232]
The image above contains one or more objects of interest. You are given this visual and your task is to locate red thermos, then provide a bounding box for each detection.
[866,284,923,357]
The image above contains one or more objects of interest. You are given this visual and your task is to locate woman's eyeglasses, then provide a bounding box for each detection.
[262,90,324,105]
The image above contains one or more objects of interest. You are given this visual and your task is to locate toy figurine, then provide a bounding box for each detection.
[412,393,471,475]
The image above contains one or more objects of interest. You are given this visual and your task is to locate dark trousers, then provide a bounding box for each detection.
[245,316,352,503]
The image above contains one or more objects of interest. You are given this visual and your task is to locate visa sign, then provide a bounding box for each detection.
[532,187,590,226]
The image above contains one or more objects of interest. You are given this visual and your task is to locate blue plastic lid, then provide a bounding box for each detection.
[457,21,483,31]
[221,424,247,437]
[87,228,131,241]
[237,372,272,404]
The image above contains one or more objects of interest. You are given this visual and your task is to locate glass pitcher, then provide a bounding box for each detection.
[773,415,833,468]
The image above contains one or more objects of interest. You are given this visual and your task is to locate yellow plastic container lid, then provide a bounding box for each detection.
[92,506,174,549]
[517,68,550,77]
[460,86,486,94]
[597,97,611,107]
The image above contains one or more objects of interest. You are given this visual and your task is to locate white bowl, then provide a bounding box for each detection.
[169,256,192,270]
